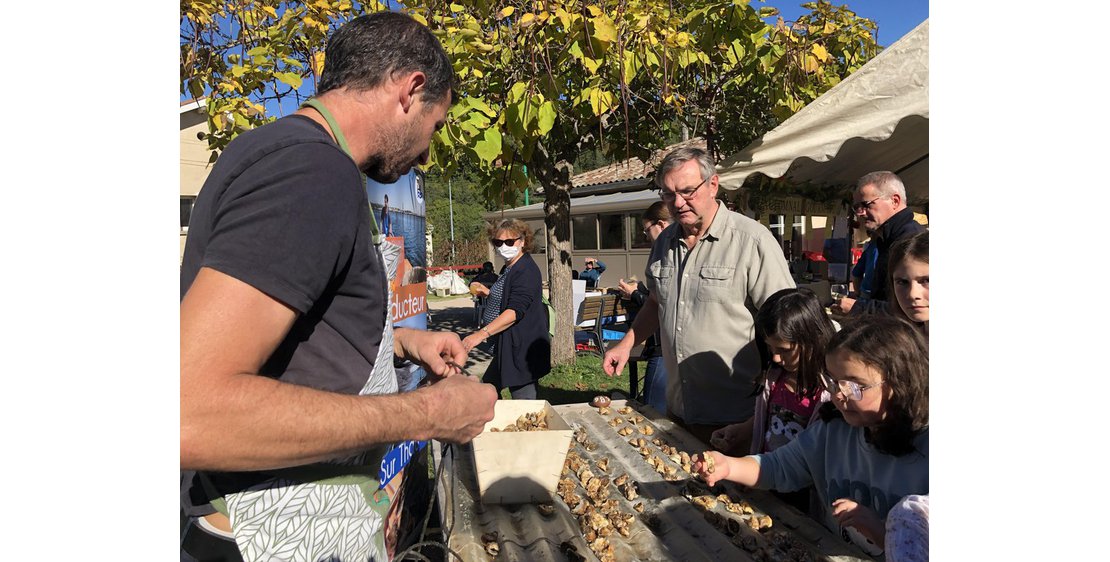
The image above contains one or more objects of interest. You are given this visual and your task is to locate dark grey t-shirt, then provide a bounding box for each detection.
[180,114,387,513]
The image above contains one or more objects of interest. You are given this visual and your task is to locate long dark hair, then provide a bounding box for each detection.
[819,315,929,456]
[755,287,836,397]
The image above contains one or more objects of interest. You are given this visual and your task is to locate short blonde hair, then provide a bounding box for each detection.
[487,219,534,253]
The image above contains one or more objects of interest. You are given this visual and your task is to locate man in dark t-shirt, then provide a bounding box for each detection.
[179,13,496,562]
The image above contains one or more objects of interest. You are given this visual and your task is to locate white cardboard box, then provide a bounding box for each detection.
[470,400,574,504]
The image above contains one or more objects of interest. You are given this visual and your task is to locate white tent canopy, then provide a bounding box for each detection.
[716,19,929,204]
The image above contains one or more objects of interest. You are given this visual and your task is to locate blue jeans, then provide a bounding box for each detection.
[642,356,668,414]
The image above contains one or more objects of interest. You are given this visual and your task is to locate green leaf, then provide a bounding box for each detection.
[474,128,502,163]
[467,97,497,118]
[188,79,204,99]
[508,82,527,103]
[536,101,556,135]
[276,72,302,89]
[231,65,247,78]
[592,14,617,44]
[449,3,465,12]
[582,56,601,74]
[247,46,269,57]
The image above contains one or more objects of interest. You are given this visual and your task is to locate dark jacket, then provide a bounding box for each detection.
[487,253,551,388]
[870,207,926,303]
[621,281,661,358]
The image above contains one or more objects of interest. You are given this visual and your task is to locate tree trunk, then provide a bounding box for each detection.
[535,145,576,365]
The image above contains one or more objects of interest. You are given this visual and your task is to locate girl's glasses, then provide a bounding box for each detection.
[819,374,884,401]
[490,237,520,247]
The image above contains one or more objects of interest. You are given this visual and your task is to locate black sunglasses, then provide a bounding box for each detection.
[490,237,520,247]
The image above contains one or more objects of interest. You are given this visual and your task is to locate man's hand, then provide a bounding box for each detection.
[602,343,631,377]
[833,295,856,314]
[394,328,467,377]
[469,282,489,297]
[831,499,885,548]
[415,375,498,443]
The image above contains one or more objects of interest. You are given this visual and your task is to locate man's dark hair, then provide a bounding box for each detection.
[317,11,454,104]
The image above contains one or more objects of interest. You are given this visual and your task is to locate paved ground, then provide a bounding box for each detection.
[425,295,494,375]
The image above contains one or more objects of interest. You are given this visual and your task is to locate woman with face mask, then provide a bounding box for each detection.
[462,220,551,399]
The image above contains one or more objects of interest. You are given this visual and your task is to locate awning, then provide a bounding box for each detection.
[716,19,929,204]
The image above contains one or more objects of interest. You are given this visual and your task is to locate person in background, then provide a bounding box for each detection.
[179,12,497,561]
[885,494,929,562]
[469,261,499,291]
[889,230,929,337]
[616,201,673,413]
[580,257,606,288]
[834,171,925,315]
[462,219,551,399]
[694,315,929,558]
[381,193,394,236]
[602,147,795,448]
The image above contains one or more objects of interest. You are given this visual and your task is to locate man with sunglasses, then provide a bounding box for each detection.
[603,147,794,451]
[834,171,925,316]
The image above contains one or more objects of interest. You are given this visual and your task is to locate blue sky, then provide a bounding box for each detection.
[768,0,929,47]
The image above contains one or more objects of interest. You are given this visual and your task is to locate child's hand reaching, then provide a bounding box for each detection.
[831,498,885,548]
[692,451,729,486]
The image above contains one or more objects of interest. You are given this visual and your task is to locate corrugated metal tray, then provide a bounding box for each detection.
[435,400,875,562]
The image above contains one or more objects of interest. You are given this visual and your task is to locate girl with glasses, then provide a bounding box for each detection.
[694,315,928,558]
[461,219,551,399]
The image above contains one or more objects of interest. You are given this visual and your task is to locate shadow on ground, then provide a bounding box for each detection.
[427,301,493,373]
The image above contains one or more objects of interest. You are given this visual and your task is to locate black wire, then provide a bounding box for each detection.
[392,442,464,562]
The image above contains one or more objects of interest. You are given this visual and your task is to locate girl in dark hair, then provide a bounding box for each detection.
[696,315,928,558]
[710,287,836,456]
[889,230,928,337]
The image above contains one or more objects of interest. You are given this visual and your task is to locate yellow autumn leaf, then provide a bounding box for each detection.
[811,43,830,63]
[824,20,836,34]
[803,54,819,73]
[410,12,428,25]
[304,15,319,28]
[521,12,535,26]
[262,5,277,18]
[587,5,602,17]
[313,0,330,11]
[313,51,326,75]
[498,6,515,18]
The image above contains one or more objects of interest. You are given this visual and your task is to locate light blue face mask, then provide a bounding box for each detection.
[301,98,383,246]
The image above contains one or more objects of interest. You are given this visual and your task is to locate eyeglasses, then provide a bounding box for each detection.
[641,221,661,236]
[490,237,520,247]
[659,176,709,203]
[852,196,885,213]
[819,373,884,401]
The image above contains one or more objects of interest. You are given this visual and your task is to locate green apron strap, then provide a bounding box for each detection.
[301,98,383,245]
[198,472,230,517]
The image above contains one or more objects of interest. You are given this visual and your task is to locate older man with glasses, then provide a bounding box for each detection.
[603,147,794,451]
[834,171,926,316]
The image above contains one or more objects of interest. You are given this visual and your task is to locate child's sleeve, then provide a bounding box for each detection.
[753,419,825,492]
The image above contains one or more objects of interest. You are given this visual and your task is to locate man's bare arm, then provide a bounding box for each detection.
[181,267,496,471]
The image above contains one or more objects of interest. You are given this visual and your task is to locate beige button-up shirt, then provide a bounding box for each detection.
[645,202,794,424]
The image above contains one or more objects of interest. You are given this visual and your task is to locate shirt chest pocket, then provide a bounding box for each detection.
[648,262,675,302]
[697,265,734,302]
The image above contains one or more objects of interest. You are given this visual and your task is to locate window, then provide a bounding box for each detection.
[630,213,652,249]
[598,213,624,250]
[768,214,784,237]
[181,196,197,232]
[792,214,806,236]
[572,215,597,250]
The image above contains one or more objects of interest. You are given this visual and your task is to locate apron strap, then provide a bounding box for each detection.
[301,98,383,245]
